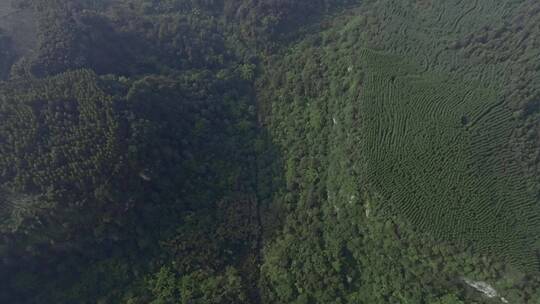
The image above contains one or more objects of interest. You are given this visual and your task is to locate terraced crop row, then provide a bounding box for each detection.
[357,50,540,269]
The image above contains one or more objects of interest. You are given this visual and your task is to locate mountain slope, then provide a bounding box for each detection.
[0,0,539,303]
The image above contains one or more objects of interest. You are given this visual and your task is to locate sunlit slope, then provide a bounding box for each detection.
[354,49,539,269]
[262,25,540,270]
[269,0,540,270]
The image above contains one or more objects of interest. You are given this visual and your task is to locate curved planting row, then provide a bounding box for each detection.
[357,50,540,269]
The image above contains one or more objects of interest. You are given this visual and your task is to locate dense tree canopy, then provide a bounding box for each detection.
[1,0,540,303]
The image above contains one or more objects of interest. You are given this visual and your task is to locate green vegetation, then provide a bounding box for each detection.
[256,0,540,299]
[345,0,540,194]
[1,0,540,303]
[357,49,539,269]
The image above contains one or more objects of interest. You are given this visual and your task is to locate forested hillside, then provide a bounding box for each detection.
[0,0,539,303]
